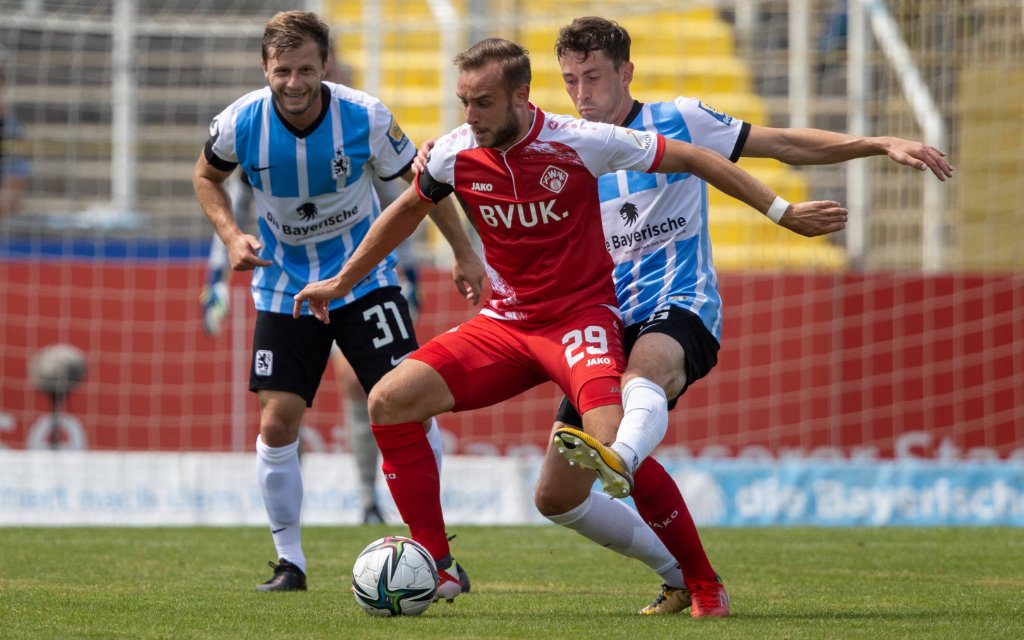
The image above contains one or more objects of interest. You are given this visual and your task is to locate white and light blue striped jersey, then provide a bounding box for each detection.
[600,97,747,342]
[205,81,415,315]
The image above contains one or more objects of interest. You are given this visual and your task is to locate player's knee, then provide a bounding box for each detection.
[534,485,571,517]
[366,384,393,424]
[259,417,299,448]
[367,374,413,424]
[622,369,682,400]
[534,478,588,517]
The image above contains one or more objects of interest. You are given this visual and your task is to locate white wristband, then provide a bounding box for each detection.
[765,196,789,224]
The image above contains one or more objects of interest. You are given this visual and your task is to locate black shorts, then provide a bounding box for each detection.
[249,286,418,407]
[554,307,719,427]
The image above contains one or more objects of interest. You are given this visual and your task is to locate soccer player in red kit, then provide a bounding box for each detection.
[294,37,846,603]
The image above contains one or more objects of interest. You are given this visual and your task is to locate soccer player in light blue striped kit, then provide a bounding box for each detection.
[540,16,953,617]
[193,11,483,592]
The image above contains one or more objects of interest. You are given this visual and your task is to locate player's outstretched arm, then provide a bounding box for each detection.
[656,138,848,236]
[743,126,953,181]
[293,185,433,323]
[192,154,271,271]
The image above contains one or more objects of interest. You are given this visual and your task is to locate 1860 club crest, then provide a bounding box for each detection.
[332,147,350,180]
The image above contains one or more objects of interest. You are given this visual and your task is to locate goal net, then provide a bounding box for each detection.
[1,0,1021,461]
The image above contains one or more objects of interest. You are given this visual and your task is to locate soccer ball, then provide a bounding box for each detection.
[352,536,438,616]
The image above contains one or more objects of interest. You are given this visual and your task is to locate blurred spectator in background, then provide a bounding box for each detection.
[0,45,30,217]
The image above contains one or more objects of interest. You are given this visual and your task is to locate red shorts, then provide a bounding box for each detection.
[410,305,625,416]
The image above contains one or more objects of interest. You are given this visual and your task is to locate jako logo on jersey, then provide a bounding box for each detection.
[332,148,350,179]
[619,202,640,226]
[540,166,569,194]
[585,356,612,366]
[614,127,655,150]
[471,182,494,192]
[479,200,568,228]
[297,202,318,221]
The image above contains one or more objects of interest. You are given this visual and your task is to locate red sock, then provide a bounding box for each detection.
[631,457,717,585]
[371,421,450,561]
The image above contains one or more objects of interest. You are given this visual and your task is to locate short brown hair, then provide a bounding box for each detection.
[555,16,631,68]
[453,38,531,96]
[262,11,330,64]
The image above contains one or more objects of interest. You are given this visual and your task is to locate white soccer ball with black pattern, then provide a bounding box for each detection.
[352,536,438,616]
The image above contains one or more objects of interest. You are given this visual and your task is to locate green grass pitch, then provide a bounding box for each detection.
[2,525,1021,639]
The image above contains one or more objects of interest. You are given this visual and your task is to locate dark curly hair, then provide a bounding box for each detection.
[554,16,631,69]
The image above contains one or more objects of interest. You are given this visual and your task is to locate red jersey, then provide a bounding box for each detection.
[417,104,665,325]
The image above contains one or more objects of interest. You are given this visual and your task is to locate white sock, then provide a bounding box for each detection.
[611,377,668,473]
[425,417,443,473]
[546,491,679,582]
[256,436,306,574]
[346,400,377,509]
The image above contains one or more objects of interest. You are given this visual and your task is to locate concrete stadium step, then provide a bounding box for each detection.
[711,241,847,272]
[525,87,766,125]
[530,55,752,96]
[520,18,733,60]
[707,196,849,271]
[339,51,445,89]
[329,0,464,51]
[512,0,718,23]
[706,204,840,245]
[622,11,736,57]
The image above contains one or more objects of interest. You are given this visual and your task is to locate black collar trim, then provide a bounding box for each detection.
[620,100,644,127]
[273,84,330,139]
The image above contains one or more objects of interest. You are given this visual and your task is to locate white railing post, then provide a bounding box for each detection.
[788,0,810,129]
[427,0,460,133]
[111,0,137,217]
[921,117,944,272]
[362,0,381,98]
[847,0,869,266]
[734,0,758,53]
[863,0,946,271]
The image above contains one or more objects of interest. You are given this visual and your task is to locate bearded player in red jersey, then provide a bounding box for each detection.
[294,37,846,604]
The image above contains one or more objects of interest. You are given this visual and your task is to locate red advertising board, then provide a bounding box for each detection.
[2,259,1022,459]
